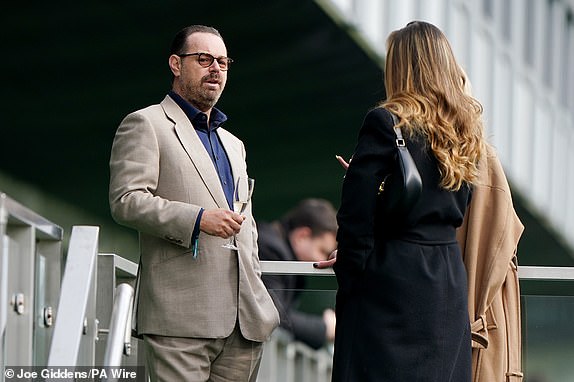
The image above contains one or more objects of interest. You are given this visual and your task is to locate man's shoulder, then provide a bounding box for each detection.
[125,95,174,117]
[258,222,278,245]
[116,105,166,136]
[120,103,164,123]
[258,223,292,261]
[118,98,175,130]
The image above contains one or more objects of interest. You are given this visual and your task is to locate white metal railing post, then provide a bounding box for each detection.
[0,192,63,374]
[102,283,134,367]
[95,254,139,368]
[124,295,133,357]
[47,225,99,367]
[0,197,7,377]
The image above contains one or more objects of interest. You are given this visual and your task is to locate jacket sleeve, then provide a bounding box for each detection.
[333,108,396,291]
[288,310,328,350]
[109,111,200,248]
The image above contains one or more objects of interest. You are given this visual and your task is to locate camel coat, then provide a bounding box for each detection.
[457,144,524,381]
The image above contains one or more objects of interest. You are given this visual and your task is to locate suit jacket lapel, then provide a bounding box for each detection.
[218,129,243,189]
[161,95,229,209]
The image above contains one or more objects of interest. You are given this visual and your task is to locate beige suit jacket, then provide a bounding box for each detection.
[109,95,279,342]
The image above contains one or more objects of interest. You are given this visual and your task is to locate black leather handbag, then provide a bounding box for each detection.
[378,113,423,214]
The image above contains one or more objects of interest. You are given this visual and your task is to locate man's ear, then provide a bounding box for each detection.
[290,226,312,245]
[168,55,181,77]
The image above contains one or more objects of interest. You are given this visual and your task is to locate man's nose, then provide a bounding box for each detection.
[209,60,222,72]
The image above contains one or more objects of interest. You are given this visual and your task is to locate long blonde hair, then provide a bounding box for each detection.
[381,21,484,191]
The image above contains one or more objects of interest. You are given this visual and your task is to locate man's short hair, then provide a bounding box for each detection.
[281,198,338,236]
[170,25,223,55]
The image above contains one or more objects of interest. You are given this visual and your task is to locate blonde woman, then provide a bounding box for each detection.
[329,21,484,381]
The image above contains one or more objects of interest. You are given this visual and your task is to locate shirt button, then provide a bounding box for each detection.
[223,181,227,185]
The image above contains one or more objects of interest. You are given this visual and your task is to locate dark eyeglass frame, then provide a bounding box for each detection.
[177,52,233,71]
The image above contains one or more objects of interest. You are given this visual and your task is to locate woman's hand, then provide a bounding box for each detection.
[335,155,350,170]
[314,250,337,269]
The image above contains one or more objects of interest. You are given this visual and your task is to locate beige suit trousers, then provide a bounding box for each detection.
[143,324,263,382]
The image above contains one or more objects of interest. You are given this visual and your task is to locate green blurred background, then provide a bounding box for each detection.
[1,0,572,268]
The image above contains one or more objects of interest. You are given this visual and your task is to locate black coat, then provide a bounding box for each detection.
[332,108,472,381]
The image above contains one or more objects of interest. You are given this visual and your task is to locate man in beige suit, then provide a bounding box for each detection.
[109,25,279,381]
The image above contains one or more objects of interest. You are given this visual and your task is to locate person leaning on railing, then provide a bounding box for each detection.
[258,198,337,350]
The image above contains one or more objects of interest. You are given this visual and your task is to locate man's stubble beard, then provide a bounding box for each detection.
[184,77,224,112]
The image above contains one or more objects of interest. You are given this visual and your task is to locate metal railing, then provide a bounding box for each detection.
[258,328,333,382]
[261,261,574,280]
[103,283,134,367]
[517,266,574,281]
[0,197,141,382]
[47,226,99,367]
[95,253,140,368]
[258,260,574,382]
[2,190,573,381]
[0,192,63,369]
[45,226,140,369]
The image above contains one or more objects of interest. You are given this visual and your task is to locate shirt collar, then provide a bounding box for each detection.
[168,90,227,131]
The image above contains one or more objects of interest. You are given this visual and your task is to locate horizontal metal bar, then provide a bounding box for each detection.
[260,261,574,281]
[107,260,574,281]
[113,255,138,277]
[518,266,574,281]
[99,253,138,277]
[110,260,333,278]
[0,192,63,240]
[260,261,334,275]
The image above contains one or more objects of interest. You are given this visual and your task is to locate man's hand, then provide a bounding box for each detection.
[323,308,336,342]
[200,208,245,238]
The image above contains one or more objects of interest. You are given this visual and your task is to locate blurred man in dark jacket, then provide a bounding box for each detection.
[258,198,337,349]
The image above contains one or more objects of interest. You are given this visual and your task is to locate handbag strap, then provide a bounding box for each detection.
[390,113,406,148]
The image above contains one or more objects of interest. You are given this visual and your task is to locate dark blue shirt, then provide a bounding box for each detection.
[168,91,235,246]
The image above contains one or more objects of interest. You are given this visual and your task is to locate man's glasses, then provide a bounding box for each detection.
[177,52,233,71]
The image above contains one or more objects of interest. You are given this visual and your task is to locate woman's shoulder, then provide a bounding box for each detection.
[359,106,397,138]
[362,106,397,129]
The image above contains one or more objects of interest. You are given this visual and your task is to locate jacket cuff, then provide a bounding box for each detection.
[191,208,204,244]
